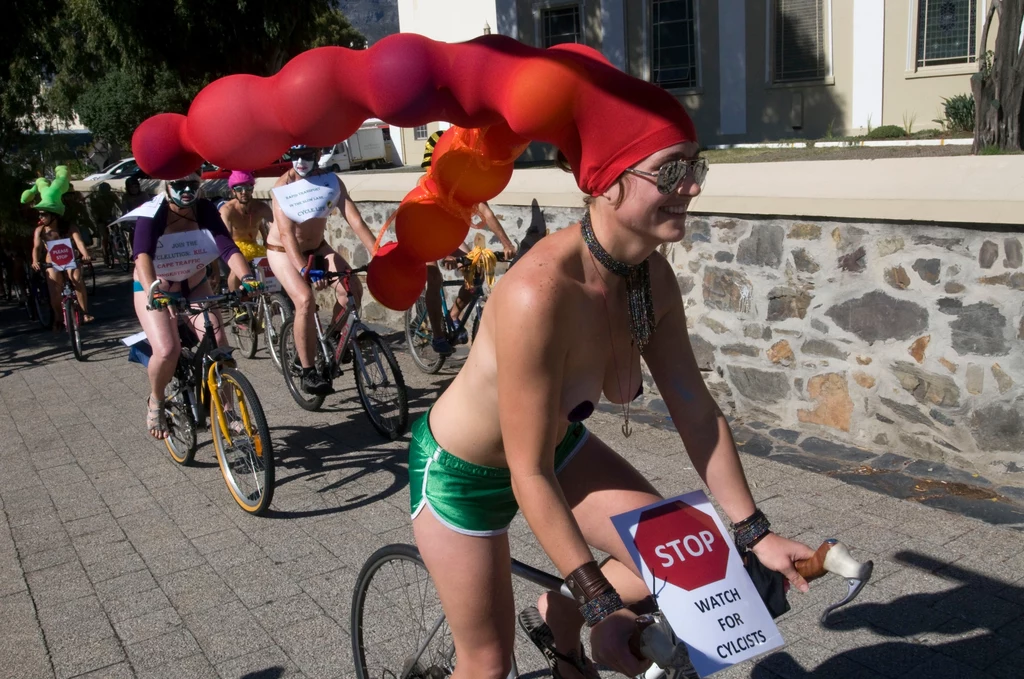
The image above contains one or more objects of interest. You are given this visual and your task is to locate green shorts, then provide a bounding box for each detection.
[409,411,589,536]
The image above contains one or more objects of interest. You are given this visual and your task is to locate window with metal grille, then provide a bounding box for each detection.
[652,0,699,89]
[916,0,977,67]
[541,5,582,47]
[773,0,829,83]
[413,125,428,141]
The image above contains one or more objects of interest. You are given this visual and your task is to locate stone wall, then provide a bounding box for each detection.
[314,200,1024,484]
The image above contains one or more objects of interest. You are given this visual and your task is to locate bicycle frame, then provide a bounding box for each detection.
[305,264,382,384]
[166,291,242,441]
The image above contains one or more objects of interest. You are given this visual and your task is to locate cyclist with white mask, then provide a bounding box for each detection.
[265,144,377,395]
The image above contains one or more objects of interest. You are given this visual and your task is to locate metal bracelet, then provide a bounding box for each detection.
[579,590,625,627]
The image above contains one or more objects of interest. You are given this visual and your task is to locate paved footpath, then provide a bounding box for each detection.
[1,269,1023,679]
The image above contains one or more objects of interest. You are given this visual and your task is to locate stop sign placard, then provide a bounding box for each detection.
[633,500,728,591]
[47,240,76,270]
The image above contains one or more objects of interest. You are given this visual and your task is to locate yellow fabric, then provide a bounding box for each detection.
[462,246,497,288]
[235,240,267,261]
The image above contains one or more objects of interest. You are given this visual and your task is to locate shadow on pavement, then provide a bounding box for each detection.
[752,551,1021,678]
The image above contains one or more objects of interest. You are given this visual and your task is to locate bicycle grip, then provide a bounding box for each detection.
[794,541,833,581]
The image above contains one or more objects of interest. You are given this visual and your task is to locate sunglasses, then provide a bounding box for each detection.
[290,151,318,162]
[626,157,709,194]
[38,212,54,221]
[169,180,200,192]
[232,184,254,192]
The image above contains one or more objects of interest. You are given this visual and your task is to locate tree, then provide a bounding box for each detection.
[972,0,1024,152]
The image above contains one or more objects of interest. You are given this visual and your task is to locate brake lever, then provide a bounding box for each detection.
[795,539,874,625]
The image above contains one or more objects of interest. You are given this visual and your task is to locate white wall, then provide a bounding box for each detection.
[397,0,497,43]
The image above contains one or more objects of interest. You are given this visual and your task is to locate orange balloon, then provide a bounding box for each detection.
[394,187,471,261]
[432,129,514,205]
[504,56,582,141]
[367,242,427,311]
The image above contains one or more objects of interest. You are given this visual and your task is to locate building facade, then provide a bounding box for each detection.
[394,0,993,155]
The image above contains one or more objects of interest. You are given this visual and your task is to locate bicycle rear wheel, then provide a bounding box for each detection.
[230,301,259,359]
[64,298,84,361]
[353,330,408,440]
[264,293,293,373]
[164,374,198,465]
[210,366,274,515]
[404,292,445,374]
[351,543,454,679]
[279,319,327,411]
[33,283,52,330]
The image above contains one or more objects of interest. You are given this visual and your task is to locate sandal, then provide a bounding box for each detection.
[146,396,169,440]
[517,606,599,679]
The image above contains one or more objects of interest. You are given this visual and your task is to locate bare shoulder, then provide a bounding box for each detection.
[256,200,274,218]
[272,173,292,189]
[492,229,580,326]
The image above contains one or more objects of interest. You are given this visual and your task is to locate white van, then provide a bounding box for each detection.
[320,119,393,172]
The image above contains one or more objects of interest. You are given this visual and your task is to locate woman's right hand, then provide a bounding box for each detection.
[589,608,652,677]
[31,261,41,272]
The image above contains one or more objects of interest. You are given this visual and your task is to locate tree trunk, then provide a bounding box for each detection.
[973,0,1024,152]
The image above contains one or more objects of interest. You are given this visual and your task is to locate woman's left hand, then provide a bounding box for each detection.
[750,533,817,593]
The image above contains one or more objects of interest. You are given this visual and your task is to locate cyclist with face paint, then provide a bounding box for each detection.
[266,144,378,396]
[131,172,262,440]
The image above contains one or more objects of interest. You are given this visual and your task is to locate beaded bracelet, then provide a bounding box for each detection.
[579,590,625,627]
[733,509,771,550]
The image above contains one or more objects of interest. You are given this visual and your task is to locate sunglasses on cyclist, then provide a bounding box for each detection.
[232,184,254,192]
[625,157,709,194]
[289,151,318,162]
[169,180,200,193]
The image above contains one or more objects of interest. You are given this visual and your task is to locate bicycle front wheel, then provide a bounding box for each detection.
[64,298,84,361]
[404,292,446,374]
[164,375,198,465]
[353,331,408,440]
[351,543,454,679]
[210,366,274,515]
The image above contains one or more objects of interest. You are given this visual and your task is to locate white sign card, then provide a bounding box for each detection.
[251,257,281,293]
[46,238,77,271]
[153,230,219,282]
[108,194,165,227]
[271,174,341,223]
[611,491,784,677]
[121,330,148,347]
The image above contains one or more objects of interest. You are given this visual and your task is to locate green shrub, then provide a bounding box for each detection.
[942,94,975,132]
[866,125,906,139]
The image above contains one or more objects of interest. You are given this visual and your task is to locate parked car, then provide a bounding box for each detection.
[319,119,393,172]
[200,156,292,180]
[84,157,148,182]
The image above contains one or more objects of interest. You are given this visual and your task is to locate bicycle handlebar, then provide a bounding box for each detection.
[628,539,872,670]
[301,253,368,285]
[145,279,245,312]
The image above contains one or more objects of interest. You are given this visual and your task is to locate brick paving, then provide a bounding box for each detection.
[1,268,1022,679]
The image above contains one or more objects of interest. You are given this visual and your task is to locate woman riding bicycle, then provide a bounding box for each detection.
[410,85,817,679]
[22,167,94,330]
[131,172,260,440]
